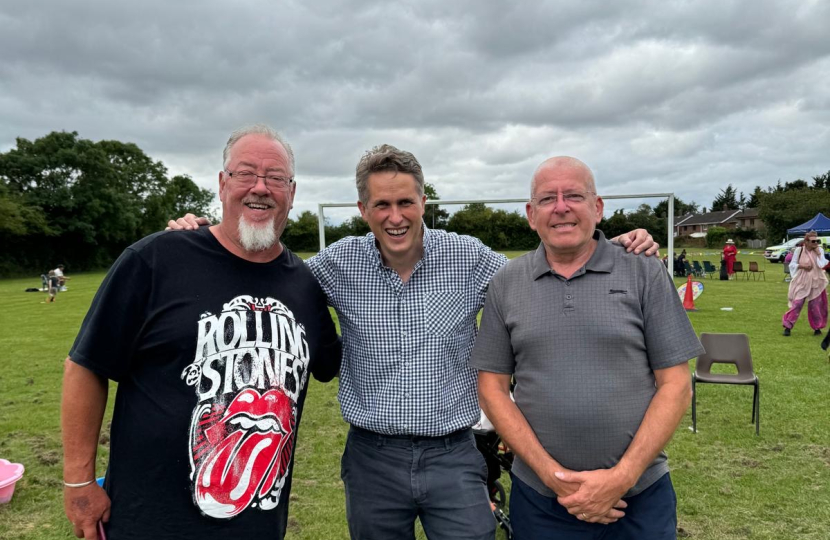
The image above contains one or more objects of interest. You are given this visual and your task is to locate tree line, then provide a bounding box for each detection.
[2,131,826,275]
[0,132,215,276]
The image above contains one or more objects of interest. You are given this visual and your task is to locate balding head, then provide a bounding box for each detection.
[530,157,596,199]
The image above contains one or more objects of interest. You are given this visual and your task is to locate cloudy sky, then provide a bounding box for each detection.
[2,0,828,223]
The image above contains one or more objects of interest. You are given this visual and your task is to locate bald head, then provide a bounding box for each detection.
[530,156,596,198]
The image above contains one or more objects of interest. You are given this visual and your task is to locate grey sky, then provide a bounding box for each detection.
[2,0,828,222]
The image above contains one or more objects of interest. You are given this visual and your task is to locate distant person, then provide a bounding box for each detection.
[783,247,796,282]
[722,239,737,276]
[61,125,342,540]
[783,231,828,337]
[672,250,686,276]
[47,270,59,303]
[53,264,70,290]
[472,156,703,540]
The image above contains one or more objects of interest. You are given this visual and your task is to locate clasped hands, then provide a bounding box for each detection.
[546,466,633,525]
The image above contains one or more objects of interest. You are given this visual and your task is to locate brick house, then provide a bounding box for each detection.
[674,208,764,236]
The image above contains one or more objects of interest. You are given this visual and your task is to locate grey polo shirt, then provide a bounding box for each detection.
[470,230,704,498]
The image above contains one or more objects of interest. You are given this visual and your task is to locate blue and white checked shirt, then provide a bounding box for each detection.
[307,225,508,436]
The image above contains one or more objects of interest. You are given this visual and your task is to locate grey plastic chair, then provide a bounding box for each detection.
[692,333,760,435]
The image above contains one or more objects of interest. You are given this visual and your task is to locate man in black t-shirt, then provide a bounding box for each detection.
[61,125,342,540]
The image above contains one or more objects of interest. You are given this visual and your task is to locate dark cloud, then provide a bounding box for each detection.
[1,0,828,221]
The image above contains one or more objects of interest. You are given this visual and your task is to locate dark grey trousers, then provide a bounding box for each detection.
[341,425,496,540]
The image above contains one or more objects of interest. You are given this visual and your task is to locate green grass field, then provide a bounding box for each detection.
[1,250,828,539]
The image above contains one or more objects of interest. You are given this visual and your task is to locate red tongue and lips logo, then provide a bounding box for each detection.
[192,388,295,518]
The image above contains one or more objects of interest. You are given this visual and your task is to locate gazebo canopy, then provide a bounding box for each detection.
[787,213,830,235]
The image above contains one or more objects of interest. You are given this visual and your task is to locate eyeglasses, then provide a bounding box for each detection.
[531,191,595,207]
[808,240,820,244]
[225,170,294,191]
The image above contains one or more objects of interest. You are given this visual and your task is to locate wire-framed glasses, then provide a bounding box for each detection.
[531,191,595,207]
[225,170,294,191]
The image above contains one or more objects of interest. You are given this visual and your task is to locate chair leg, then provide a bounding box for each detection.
[692,378,697,433]
[754,381,760,436]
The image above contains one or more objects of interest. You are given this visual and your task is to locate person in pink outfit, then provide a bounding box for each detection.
[782,231,828,336]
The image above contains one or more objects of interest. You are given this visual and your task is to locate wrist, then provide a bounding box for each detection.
[64,478,97,488]
[610,462,639,492]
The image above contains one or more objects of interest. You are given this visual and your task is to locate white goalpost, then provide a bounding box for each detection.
[317,193,676,272]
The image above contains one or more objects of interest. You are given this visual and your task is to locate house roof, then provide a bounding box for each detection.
[677,209,741,226]
[734,208,759,219]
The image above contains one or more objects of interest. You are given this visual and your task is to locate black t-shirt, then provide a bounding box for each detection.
[69,227,341,539]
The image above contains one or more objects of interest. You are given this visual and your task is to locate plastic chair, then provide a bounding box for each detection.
[692,333,759,435]
[692,261,706,278]
[732,261,748,280]
[748,261,765,281]
[702,261,717,278]
[683,260,699,277]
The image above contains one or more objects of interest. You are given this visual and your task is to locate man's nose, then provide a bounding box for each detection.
[552,193,570,213]
[389,205,404,223]
[250,175,270,194]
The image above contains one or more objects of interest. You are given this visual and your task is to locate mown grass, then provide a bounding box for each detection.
[1,250,828,539]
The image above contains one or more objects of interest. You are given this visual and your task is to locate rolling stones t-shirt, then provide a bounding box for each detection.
[69,227,341,539]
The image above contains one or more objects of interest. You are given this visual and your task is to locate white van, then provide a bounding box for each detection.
[765,236,830,262]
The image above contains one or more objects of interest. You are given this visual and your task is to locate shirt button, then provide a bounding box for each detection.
[566,295,572,300]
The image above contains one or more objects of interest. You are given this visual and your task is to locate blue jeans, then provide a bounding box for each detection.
[341,426,495,540]
[510,472,678,540]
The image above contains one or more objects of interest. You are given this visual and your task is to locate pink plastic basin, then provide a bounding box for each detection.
[0,459,25,504]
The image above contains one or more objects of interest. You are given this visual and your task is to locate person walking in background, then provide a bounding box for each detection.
[783,246,797,283]
[722,239,737,277]
[46,270,59,303]
[783,231,828,337]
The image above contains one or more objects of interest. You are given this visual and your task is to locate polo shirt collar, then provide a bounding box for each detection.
[531,229,614,280]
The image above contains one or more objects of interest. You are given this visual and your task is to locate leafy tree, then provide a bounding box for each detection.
[747,186,763,208]
[423,182,449,229]
[282,211,322,252]
[784,179,809,191]
[758,188,830,243]
[0,131,215,275]
[653,197,698,219]
[812,171,830,190]
[711,184,740,211]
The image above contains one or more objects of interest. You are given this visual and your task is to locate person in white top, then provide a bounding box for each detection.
[782,231,828,336]
[52,264,70,290]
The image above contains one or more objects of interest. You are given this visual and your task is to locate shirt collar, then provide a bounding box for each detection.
[531,229,614,280]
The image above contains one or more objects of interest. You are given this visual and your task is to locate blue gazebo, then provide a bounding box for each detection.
[787,213,830,236]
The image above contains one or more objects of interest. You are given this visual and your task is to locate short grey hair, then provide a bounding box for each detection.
[355,144,424,205]
[222,124,295,174]
[530,156,596,198]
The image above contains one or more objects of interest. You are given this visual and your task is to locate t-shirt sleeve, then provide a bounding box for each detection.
[642,261,705,370]
[309,288,342,383]
[68,247,152,382]
[469,275,516,374]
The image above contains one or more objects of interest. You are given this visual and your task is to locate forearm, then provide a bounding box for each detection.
[615,373,691,485]
[61,358,109,482]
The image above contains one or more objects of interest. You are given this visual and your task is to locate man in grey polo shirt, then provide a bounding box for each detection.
[472,156,704,540]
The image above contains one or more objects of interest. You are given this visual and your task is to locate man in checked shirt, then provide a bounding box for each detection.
[170,144,657,540]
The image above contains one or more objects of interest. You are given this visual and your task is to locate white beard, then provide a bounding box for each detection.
[238,216,277,252]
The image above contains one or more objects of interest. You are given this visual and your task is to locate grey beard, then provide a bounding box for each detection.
[238,216,277,252]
